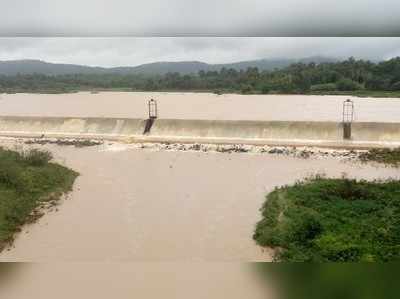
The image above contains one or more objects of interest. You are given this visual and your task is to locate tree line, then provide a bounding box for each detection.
[1,57,400,95]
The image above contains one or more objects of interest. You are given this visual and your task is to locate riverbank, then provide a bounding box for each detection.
[254,177,400,262]
[0,137,399,262]
[0,148,78,252]
[2,89,400,98]
[20,137,400,166]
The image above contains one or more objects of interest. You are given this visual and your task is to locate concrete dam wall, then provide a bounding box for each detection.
[149,119,342,143]
[0,116,145,139]
[0,116,399,147]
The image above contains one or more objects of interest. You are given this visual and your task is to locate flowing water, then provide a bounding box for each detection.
[0,140,399,298]
[0,92,399,298]
[0,141,399,262]
[0,92,400,122]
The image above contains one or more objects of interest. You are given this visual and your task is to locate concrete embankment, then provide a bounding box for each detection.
[0,116,399,148]
[0,116,145,140]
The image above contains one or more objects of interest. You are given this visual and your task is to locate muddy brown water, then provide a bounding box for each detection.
[0,92,399,297]
[0,92,400,122]
[0,131,399,297]
[0,263,277,299]
[0,140,399,263]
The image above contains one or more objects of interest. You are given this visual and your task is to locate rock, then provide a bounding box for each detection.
[192,143,201,151]
[268,148,277,154]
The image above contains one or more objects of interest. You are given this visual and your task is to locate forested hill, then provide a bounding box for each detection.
[0,56,337,76]
[1,57,400,97]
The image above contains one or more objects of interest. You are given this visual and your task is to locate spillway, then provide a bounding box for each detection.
[0,116,399,148]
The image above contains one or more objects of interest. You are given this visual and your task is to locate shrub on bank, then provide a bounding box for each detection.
[336,78,364,91]
[253,177,400,262]
[359,147,400,166]
[310,83,337,92]
[0,147,78,250]
[22,149,52,167]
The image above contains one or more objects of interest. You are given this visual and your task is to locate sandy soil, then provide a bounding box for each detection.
[0,92,399,122]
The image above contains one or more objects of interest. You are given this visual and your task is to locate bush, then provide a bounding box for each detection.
[336,78,363,91]
[359,147,400,166]
[213,90,223,95]
[23,149,52,166]
[289,213,322,244]
[254,177,400,262]
[391,81,400,91]
[240,84,253,94]
[260,84,271,94]
[310,83,337,92]
[0,147,78,251]
[0,158,22,189]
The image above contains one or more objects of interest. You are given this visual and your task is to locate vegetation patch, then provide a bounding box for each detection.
[0,148,78,251]
[253,176,400,262]
[24,138,103,148]
[359,148,400,167]
[2,57,400,96]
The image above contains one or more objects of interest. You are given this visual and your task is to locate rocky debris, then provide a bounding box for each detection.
[24,138,103,148]
[25,193,63,224]
[18,136,365,161]
[126,142,365,161]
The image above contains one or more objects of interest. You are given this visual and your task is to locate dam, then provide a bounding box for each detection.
[0,92,399,147]
[0,116,399,148]
[1,92,400,298]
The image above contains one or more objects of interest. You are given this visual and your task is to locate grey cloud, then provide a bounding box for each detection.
[1,0,400,36]
[1,37,400,67]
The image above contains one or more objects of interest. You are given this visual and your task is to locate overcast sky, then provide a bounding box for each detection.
[2,1,400,66]
[1,0,400,36]
[0,38,400,67]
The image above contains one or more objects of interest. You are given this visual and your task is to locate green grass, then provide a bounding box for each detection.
[359,148,400,167]
[0,148,78,251]
[3,87,400,98]
[309,90,400,98]
[253,176,400,262]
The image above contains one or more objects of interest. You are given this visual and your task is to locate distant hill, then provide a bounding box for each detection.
[0,56,339,76]
[0,60,107,76]
[210,56,339,72]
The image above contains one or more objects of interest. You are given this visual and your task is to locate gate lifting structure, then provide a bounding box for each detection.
[148,99,158,119]
[342,99,354,140]
[144,99,158,134]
